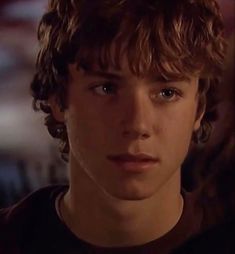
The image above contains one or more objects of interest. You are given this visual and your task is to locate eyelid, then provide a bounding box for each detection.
[155,87,183,102]
[163,87,183,95]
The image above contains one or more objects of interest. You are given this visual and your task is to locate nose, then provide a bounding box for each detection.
[120,91,153,140]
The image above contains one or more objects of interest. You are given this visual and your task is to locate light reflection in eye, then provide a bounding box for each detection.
[160,88,179,100]
[89,83,182,103]
[90,82,117,96]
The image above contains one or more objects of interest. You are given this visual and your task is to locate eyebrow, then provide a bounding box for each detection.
[83,70,122,80]
[81,69,190,83]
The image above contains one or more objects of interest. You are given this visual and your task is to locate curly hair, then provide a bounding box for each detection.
[30,0,227,162]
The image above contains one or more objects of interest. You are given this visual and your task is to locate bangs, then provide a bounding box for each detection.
[74,22,201,81]
[71,3,214,81]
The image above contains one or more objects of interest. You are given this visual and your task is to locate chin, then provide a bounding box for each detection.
[113,193,152,201]
[104,186,157,201]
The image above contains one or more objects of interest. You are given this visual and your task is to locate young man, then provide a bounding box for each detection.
[0,0,226,253]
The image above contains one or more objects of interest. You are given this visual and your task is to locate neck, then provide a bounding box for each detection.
[59,158,183,247]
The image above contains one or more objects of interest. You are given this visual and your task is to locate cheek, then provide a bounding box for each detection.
[65,107,108,155]
[161,103,197,157]
[174,108,196,139]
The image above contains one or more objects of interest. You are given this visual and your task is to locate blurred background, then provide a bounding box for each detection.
[0,0,68,207]
[0,0,234,208]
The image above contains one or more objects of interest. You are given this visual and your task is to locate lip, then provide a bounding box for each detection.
[107,153,159,162]
[107,153,159,172]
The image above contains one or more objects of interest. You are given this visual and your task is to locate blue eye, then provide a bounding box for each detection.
[161,88,175,98]
[159,88,180,101]
[90,82,117,96]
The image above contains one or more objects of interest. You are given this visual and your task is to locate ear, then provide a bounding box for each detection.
[48,95,65,122]
[193,95,206,131]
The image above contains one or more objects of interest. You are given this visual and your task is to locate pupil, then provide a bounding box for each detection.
[163,89,173,97]
[103,84,114,93]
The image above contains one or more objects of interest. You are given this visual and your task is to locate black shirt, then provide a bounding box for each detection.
[173,217,235,254]
[0,185,205,254]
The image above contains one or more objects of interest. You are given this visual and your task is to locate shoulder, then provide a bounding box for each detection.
[0,185,67,225]
[173,217,235,254]
[0,185,68,252]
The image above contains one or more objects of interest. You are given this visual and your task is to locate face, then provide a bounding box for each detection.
[51,56,203,201]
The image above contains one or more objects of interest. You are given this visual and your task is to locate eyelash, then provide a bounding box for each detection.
[157,88,182,102]
[89,82,182,102]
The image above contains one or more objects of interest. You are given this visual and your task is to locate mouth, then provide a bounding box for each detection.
[107,153,159,172]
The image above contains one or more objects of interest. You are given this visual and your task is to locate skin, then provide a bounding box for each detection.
[50,55,204,247]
